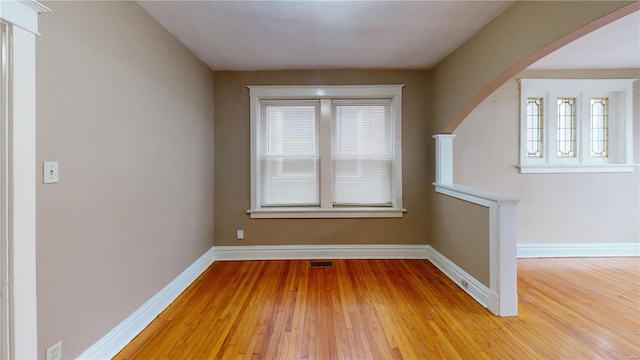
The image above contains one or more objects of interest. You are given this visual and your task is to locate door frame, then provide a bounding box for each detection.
[0,1,49,359]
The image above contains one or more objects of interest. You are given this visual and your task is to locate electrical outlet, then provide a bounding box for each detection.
[460,279,469,288]
[45,341,62,360]
[236,229,244,240]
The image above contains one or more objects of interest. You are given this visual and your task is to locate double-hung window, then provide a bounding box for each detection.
[248,85,404,218]
[519,79,635,173]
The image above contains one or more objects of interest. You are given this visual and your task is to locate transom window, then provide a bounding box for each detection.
[519,79,635,173]
[248,85,404,218]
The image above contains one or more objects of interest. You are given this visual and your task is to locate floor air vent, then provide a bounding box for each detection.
[309,261,334,268]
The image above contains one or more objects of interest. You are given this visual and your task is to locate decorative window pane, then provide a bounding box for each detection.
[557,97,576,158]
[590,98,608,158]
[519,79,634,173]
[332,100,392,206]
[260,101,320,207]
[526,97,543,158]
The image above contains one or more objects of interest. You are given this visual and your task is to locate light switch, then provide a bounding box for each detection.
[43,161,59,184]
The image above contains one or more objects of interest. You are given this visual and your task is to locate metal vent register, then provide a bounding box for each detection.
[309,261,334,268]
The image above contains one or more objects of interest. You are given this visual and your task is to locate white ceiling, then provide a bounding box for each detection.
[529,10,640,70]
[138,1,513,70]
[138,1,639,72]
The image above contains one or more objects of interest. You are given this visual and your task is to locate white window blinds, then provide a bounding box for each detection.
[332,100,392,206]
[260,100,320,206]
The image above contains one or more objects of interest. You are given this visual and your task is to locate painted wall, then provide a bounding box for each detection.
[426,2,636,291]
[453,69,640,244]
[214,70,429,246]
[429,194,490,286]
[430,1,635,133]
[36,2,215,358]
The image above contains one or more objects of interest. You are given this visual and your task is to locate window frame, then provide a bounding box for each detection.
[519,79,635,173]
[248,85,405,218]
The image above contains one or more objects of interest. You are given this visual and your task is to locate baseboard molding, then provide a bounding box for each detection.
[425,245,493,310]
[77,244,496,359]
[213,244,429,261]
[518,243,640,258]
[77,247,215,360]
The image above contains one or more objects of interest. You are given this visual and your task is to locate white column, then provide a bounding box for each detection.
[11,27,39,360]
[433,134,455,185]
[492,201,519,316]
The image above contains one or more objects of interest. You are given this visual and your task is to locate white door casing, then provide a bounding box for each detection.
[0,1,50,359]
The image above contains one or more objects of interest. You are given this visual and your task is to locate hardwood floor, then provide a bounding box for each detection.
[116,258,640,359]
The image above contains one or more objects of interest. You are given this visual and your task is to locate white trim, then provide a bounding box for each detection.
[0,0,50,35]
[77,244,514,358]
[10,26,39,360]
[519,78,636,172]
[248,84,404,99]
[433,183,520,205]
[249,84,405,218]
[518,164,637,173]
[0,5,49,357]
[425,245,493,310]
[77,247,216,360]
[319,99,333,208]
[0,21,10,360]
[491,200,519,316]
[521,79,635,92]
[247,208,406,219]
[433,134,455,185]
[213,244,428,261]
[518,243,640,258]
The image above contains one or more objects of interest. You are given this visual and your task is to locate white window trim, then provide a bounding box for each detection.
[248,85,405,219]
[519,79,636,173]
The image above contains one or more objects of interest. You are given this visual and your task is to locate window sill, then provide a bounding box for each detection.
[247,207,406,219]
[517,164,637,174]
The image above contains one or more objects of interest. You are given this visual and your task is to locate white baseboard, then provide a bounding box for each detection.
[213,244,429,261]
[518,242,640,258]
[77,244,497,359]
[77,247,215,360]
[425,245,493,310]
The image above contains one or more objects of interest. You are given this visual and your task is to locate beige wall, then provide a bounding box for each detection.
[453,69,640,244]
[36,2,215,358]
[430,1,635,133]
[426,2,637,291]
[429,194,490,286]
[214,70,429,246]
[31,1,637,357]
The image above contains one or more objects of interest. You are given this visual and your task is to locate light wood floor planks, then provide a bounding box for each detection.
[115,258,640,359]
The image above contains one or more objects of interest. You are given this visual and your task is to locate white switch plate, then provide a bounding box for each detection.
[43,161,59,184]
[236,230,244,240]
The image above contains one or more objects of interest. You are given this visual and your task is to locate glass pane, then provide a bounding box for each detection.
[526,97,543,158]
[557,97,576,158]
[590,98,608,158]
